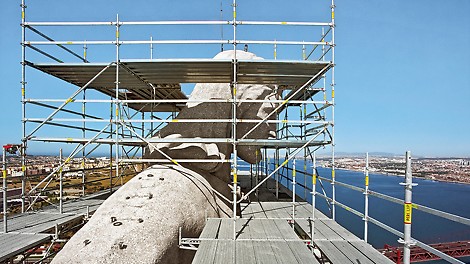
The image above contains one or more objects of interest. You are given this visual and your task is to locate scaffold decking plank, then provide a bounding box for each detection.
[235,240,256,263]
[270,240,303,263]
[192,240,218,263]
[272,219,298,240]
[252,240,279,263]
[331,241,375,264]
[0,233,51,262]
[213,240,234,263]
[287,241,321,264]
[349,241,394,264]
[199,218,220,239]
[248,202,267,218]
[315,241,355,263]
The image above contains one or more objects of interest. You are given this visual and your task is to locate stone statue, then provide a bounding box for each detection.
[51,50,279,264]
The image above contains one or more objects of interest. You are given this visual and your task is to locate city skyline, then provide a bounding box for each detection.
[0,0,469,157]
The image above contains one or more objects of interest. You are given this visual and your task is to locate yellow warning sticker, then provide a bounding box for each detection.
[404,202,412,224]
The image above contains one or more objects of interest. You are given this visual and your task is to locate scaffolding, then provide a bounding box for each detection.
[15,0,336,218]
[6,0,335,262]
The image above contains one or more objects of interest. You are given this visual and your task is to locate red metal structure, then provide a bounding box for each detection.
[380,241,470,263]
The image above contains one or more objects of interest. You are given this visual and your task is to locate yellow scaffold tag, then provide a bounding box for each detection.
[404,202,412,224]
[281,22,287,25]
[22,165,26,172]
[332,169,335,179]
[365,175,369,186]
[65,158,71,163]
[171,159,179,166]
[313,174,317,185]
[293,168,296,177]
[65,98,74,104]
[332,11,335,20]
[2,170,6,179]
[332,90,335,99]
[21,88,25,96]
[233,172,237,183]
[281,160,288,167]
[171,119,179,123]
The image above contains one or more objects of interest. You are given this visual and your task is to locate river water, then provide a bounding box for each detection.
[269,162,470,263]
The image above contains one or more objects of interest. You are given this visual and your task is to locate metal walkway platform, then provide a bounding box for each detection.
[192,201,393,264]
[0,191,111,262]
[192,217,319,264]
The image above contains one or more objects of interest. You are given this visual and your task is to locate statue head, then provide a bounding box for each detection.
[145,50,279,176]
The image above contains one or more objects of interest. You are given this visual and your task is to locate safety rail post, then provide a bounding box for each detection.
[59,149,63,214]
[231,1,238,262]
[275,148,279,199]
[330,0,336,221]
[311,152,317,243]
[292,158,296,228]
[115,14,121,194]
[363,152,369,242]
[2,146,8,233]
[20,0,27,214]
[400,151,416,264]
[82,88,86,197]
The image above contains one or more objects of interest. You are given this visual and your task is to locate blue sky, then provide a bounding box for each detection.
[0,0,469,157]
